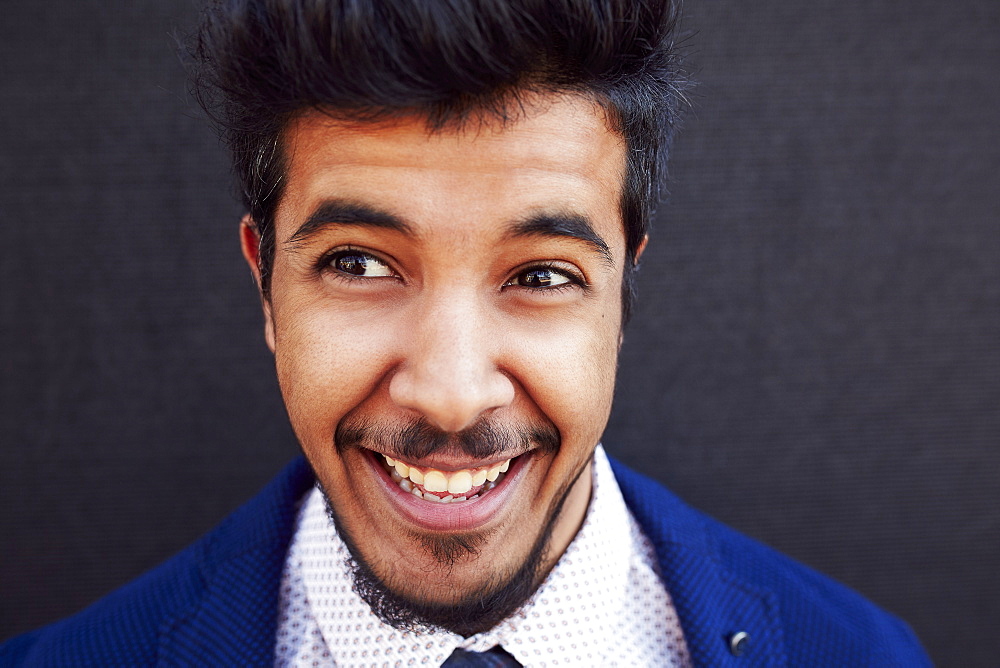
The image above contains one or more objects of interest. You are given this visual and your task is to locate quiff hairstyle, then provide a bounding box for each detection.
[191,0,688,321]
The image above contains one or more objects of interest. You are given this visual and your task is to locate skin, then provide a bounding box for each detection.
[241,93,643,611]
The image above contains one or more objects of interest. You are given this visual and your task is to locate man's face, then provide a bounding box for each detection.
[244,93,630,624]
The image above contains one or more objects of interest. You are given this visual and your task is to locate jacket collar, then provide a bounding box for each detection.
[610,459,787,667]
[157,457,314,666]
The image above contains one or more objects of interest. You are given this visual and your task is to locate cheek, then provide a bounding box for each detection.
[271,301,398,437]
[506,305,620,438]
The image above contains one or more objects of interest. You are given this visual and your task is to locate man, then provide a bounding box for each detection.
[1,0,930,665]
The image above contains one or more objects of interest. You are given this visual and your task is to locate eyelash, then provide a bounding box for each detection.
[316,247,586,292]
[503,263,587,293]
[317,247,397,282]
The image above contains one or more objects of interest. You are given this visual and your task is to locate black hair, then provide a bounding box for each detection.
[191,0,688,321]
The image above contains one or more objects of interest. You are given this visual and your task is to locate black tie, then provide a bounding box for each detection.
[441,646,522,667]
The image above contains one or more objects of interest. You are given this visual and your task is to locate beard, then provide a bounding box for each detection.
[316,413,588,637]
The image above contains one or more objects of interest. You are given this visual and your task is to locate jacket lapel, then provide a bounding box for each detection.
[157,457,314,666]
[611,459,787,667]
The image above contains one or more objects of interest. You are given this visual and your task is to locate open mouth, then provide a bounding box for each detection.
[378,453,512,503]
[362,446,536,532]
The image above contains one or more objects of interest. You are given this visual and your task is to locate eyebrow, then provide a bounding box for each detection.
[286,199,613,265]
[286,200,412,247]
[508,213,614,266]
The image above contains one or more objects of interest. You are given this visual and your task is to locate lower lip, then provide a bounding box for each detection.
[367,450,528,532]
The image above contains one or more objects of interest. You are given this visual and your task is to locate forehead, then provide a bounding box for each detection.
[276,94,627,245]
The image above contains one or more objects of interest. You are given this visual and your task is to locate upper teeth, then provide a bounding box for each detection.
[383,454,511,497]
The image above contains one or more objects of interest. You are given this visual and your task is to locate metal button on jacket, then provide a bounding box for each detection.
[729,631,750,657]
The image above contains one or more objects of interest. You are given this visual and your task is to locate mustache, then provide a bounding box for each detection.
[335,414,560,462]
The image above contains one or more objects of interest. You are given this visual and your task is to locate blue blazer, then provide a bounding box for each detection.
[1,457,931,666]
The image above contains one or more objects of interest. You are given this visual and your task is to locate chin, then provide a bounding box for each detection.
[312,442,591,636]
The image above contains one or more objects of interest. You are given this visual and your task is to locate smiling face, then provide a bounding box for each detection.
[242,93,632,633]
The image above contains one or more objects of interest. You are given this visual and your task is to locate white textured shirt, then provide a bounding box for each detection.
[275,446,691,667]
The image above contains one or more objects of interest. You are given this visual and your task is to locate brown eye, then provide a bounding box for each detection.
[517,268,572,288]
[330,251,393,277]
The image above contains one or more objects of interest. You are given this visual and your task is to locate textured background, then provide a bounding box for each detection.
[1,1,997,664]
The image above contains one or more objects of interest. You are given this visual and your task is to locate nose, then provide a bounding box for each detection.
[389,293,515,433]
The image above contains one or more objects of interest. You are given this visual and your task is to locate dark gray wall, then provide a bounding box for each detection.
[2,1,997,665]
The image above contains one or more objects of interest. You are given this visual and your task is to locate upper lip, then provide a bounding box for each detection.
[367,447,530,472]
